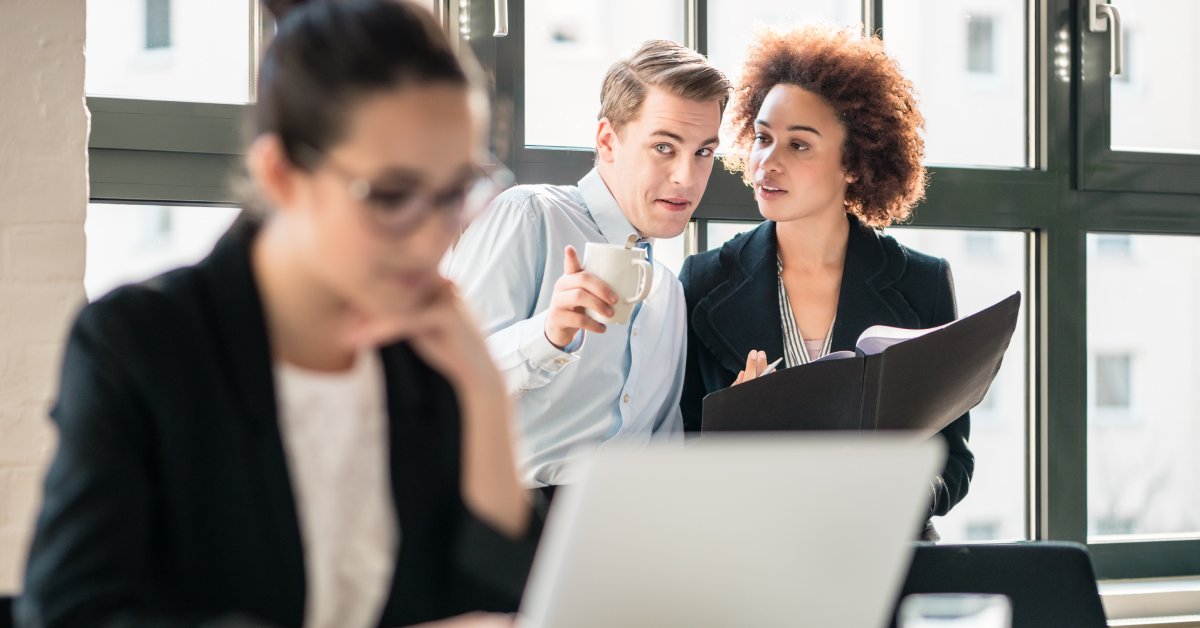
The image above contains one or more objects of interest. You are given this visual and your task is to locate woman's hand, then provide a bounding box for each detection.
[731,350,769,386]
[408,612,514,628]
[344,277,502,394]
[344,278,529,538]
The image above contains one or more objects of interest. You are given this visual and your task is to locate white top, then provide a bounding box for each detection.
[446,168,685,487]
[275,350,398,628]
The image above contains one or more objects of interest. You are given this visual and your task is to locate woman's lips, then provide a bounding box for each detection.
[756,181,788,201]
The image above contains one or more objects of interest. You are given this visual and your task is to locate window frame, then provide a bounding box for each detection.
[87,0,265,207]
[87,0,1200,580]
[466,0,1200,579]
[1077,0,1200,195]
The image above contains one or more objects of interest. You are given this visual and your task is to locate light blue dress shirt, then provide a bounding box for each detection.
[446,168,685,487]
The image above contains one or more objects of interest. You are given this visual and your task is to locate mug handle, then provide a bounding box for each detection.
[625,259,654,304]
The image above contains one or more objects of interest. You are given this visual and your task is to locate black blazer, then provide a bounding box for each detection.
[679,216,974,518]
[18,217,540,628]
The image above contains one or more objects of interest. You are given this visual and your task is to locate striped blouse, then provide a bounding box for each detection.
[777,257,834,367]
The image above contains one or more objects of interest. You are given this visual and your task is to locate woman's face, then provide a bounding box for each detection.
[287,83,481,319]
[748,83,854,224]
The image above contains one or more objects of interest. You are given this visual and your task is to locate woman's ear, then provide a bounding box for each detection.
[247,135,302,213]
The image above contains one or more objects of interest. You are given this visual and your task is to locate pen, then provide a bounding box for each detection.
[759,356,783,377]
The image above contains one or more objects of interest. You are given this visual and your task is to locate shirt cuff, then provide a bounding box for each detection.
[518,310,582,374]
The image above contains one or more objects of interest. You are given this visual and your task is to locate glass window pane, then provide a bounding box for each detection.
[1088,233,1200,539]
[706,1,861,87]
[86,204,241,300]
[86,0,252,104]
[523,0,684,149]
[888,227,1028,542]
[1109,1,1200,154]
[653,229,689,277]
[883,1,1027,167]
[706,220,759,251]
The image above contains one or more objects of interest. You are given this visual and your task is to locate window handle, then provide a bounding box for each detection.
[493,0,509,37]
[1089,0,1123,77]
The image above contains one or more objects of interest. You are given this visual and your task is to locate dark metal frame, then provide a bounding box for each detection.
[86,0,1200,579]
[466,0,1200,579]
[1076,0,1200,196]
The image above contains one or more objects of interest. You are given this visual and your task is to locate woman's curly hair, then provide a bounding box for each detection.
[723,24,926,227]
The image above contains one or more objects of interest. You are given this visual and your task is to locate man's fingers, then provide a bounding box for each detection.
[562,311,606,335]
[557,271,618,305]
[555,288,614,319]
[563,245,583,275]
[733,370,746,386]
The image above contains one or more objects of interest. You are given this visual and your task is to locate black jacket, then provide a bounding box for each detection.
[18,217,539,628]
[679,216,974,519]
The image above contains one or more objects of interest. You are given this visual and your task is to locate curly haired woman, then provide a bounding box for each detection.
[679,24,972,540]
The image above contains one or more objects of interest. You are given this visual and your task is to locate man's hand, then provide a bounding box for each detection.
[544,245,619,349]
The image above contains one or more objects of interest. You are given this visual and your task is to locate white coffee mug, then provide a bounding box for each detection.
[582,241,653,325]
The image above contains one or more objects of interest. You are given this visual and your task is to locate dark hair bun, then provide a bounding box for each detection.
[263,0,315,21]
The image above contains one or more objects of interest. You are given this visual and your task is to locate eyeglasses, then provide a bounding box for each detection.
[295,144,514,236]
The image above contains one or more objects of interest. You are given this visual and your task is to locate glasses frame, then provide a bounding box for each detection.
[294,143,514,237]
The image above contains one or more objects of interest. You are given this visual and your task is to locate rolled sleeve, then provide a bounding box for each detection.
[448,191,574,396]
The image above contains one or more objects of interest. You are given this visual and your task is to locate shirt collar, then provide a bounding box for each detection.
[579,168,641,246]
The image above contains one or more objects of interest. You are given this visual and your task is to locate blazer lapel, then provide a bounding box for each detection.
[196,214,306,617]
[831,215,922,350]
[691,221,786,374]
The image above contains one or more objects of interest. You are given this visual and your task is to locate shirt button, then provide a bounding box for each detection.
[556,358,568,366]
[623,394,631,404]
[632,327,639,337]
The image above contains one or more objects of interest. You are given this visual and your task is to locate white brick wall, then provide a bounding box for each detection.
[0,0,88,593]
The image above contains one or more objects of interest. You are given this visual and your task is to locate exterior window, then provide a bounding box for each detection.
[966,521,1001,541]
[86,204,241,300]
[1094,353,1132,409]
[966,15,996,74]
[1087,233,1200,539]
[145,0,171,50]
[86,0,250,103]
[884,1,1025,167]
[1095,234,1133,258]
[966,232,999,259]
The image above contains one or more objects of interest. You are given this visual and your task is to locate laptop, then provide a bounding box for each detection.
[519,434,945,628]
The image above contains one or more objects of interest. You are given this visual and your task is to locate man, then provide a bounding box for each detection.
[447,40,730,494]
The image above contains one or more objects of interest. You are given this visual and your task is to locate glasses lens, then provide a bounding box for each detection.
[367,156,514,235]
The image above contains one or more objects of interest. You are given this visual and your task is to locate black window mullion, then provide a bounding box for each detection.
[487,0,1200,579]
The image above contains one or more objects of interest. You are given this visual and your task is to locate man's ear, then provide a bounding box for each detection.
[595,117,619,164]
[247,135,302,213]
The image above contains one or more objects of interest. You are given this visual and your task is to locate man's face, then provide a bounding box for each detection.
[596,87,722,239]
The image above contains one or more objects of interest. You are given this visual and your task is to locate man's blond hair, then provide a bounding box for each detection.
[599,40,731,131]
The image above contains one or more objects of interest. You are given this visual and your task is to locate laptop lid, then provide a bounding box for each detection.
[520,434,945,628]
